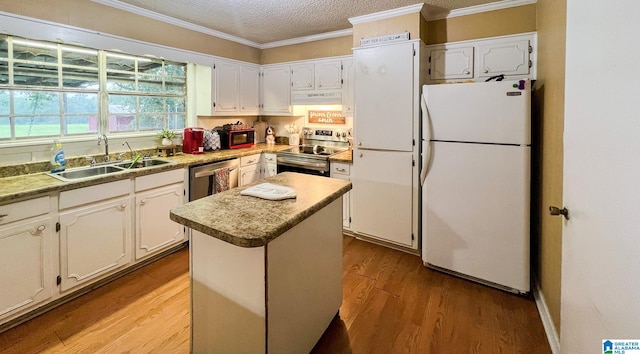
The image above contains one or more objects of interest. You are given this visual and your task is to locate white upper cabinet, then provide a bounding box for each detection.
[214,60,240,113]
[342,59,355,116]
[291,59,342,91]
[239,65,260,114]
[291,63,315,90]
[195,64,213,116]
[314,59,342,90]
[427,32,536,82]
[261,65,292,115]
[429,46,474,81]
[212,59,261,116]
[478,38,530,78]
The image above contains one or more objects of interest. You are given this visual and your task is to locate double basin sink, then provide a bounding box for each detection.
[48,158,175,182]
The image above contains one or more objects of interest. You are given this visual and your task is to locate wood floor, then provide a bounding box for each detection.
[0,236,551,353]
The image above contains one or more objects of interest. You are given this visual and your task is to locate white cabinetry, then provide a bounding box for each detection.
[291,59,342,91]
[291,63,314,90]
[239,154,262,186]
[477,38,531,78]
[213,60,261,115]
[427,32,536,82]
[262,153,277,178]
[58,180,132,292]
[342,59,355,116]
[240,65,260,114]
[261,65,291,115]
[330,162,351,229]
[429,46,474,81]
[352,40,422,250]
[214,60,240,113]
[196,64,213,116]
[0,196,55,323]
[134,169,186,261]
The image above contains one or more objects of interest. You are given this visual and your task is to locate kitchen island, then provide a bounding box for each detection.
[169,172,351,353]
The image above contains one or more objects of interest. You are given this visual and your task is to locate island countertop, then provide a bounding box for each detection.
[169,172,352,248]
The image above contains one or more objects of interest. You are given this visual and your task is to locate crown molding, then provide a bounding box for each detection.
[348,3,425,25]
[260,29,353,49]
[426,0,537,21]
[91,0,262,48]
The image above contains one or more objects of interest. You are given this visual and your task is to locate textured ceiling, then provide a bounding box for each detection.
[113,0,504,44]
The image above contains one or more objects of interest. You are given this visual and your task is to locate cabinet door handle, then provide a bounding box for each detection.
[0,213,7,218]
[117,203,127,211]
[140,199,147,206]
[336,168,346,172]
[30,224,46,236]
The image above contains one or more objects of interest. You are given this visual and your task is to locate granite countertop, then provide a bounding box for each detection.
[0,144,291,204]
[329,149,353,163]
[170,172,352,248]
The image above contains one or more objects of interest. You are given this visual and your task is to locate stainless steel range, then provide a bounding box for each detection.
[277,127,351,176]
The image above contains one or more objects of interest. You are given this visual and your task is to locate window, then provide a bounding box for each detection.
[0,35,187,141]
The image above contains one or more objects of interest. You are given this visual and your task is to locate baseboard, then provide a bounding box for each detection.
[533,280,561,354]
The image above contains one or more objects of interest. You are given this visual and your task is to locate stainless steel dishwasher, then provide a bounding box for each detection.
[189,158,239,201]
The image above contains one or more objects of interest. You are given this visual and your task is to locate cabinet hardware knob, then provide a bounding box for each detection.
[336,168,346,172]
[359,153,363,158]
[358,142,362,146]
[483,69,489,74]
[464,70,470,75]
[117,203,127,211]
[140,199,147,206]
[30,224,46,236]
[549,206,570,220]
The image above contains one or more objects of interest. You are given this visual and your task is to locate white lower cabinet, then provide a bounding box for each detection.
[263,153,277,178]
[330,162,351,230]
[240,154,263,186]
[0,196,55,323]
[134,169,186,260]
[58,180,132,292]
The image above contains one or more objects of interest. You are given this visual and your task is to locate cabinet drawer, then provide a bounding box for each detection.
[331,163,350,177]
[0,196,50,225]
[241,154,261,167]
[263,153,277,164]
[135,169,185,192]
[60,179,130,210]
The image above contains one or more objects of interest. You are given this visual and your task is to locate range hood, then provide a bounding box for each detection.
[291,91,342,105]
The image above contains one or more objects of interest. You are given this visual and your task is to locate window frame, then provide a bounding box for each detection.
[0,35,187,143]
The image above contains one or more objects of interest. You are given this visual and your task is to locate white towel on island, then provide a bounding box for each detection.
[240,183,297,200]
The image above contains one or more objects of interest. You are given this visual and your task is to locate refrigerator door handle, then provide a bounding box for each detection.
[420,94,432,186]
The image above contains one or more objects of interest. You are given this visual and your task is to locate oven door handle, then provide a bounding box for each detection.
[277,158,328,171]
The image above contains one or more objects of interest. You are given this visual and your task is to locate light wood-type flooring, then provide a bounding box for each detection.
[0,236,551,353]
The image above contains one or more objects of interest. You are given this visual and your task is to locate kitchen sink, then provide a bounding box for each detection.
[114,158,174,169]
[48,165,125,181]
[47,158,175,181]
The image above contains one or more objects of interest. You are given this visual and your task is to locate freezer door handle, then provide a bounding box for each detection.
[420,94,432,186]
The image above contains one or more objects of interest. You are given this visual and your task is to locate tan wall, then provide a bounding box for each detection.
[426,4,536,44]
[532,0,566,332]
[0,0,261,63]
[261,36,352,65]
[352,12,421,47]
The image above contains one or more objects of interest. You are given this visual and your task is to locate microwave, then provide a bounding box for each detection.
[217,128,255,149]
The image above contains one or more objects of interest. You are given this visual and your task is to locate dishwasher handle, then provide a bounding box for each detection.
[194,166,237,179]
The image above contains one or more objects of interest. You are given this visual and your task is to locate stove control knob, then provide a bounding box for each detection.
[341,132,347,138]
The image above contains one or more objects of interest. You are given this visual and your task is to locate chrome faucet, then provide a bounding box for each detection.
[97,134,109,162]
[122,141,134,160]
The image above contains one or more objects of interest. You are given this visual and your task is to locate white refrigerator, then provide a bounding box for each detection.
[420,80,531,293]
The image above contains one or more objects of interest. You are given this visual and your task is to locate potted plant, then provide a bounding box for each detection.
[156,129,176,146]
